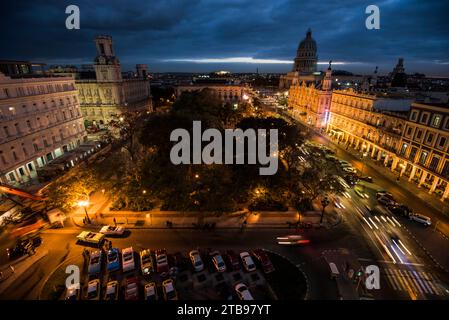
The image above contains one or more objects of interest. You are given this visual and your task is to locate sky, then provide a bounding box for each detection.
[1,0,448,76]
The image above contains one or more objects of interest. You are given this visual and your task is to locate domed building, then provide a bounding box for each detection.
[293,29,318,74]
[279,29,320,90]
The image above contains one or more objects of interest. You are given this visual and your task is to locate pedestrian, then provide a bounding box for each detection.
[9,265,15,273]
[113,217,117,227]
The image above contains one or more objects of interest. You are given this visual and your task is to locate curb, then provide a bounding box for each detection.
[38,255,79,300]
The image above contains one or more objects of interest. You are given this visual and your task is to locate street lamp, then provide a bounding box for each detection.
[320,196,330,224]
[78,200,91,224]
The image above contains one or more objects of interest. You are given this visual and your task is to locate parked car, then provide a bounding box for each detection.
[140,249,154,276]
[106,248,120,272]
[88,251,102,275]
[104,280,119,300]
[156,249,169,277]
[251,249,275,274]
[359,176,373,183]
[409,213,432,226]
[388,204,412,217]
[210,251,227,273]
[189,250,204,272]
[239,251,256,272]
[224,250,241,271]
[162,279,178,300]
[144,282,158,301]
[378,195,397,206]
[86,279,101,300]
[121,247,135,273]
[234,283,254,300]
[376,191,394,200]
[6,236,42,261]
[124,277,139,300]
[99,225,125,236]
[339,160,351,166]
[343,167,357,174]
[65,287,79,300]
[76,231,104,247]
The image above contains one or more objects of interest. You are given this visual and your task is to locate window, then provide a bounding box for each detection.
[3,126,10,137]
[420,113,429,124]
[406,127,413,136]
[431,114,442,127]
[441,161,449,177]
[416,130,423,140]
[400,143,408,155]
[444,117,449,131]
[426,133,434,144]
[438,136,447,148]
[419,151,428,165]
[429,156,440,172]
[410,111,418,121]
[409,147,418,162]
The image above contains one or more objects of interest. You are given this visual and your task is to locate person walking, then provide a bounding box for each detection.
[113,217,117,227]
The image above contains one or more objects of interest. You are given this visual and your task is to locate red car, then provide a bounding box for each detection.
[251,249,275,274]
[225,250,240,271]
[155,249,169,277]
[124,277,139,300]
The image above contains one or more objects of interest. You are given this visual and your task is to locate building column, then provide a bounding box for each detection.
[419,171,428,187]
[384,154,390,166]
[441,184,449,201]
[391,156,399,171]
[429,177,439,194]
[377,150,382,161]
[371,146,376,158]
[408,165,417,181]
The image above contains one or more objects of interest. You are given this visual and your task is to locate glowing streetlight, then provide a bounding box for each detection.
[195,174,199,179]
[142,190,147,194]
[78,200,91,224]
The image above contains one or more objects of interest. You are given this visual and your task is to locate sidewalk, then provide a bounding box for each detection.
[71,208,341,230]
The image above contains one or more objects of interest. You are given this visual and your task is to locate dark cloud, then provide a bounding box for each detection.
[0,0,448,75]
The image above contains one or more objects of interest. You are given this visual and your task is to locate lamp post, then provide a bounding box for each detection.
[78,200,91,224]
[320,196,330,224]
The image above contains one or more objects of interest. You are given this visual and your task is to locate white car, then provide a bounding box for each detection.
[189,250,204,272]
[122,247,135,272]
[235,283,254,300]
[99,225,125,236]
[104,280,118,300]
[410,213,432,226]
[65,287,79,300]
[76,231,104,246]
[144,282,158,300]
[86,279,100,300]
[239,251,256,272]
[162,279,178,300]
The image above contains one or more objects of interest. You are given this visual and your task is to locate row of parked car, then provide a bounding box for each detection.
[67,276,176,301]
[376,191,432,226]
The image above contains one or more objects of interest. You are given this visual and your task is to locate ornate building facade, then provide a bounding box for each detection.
[288,63,332,129]
[76,36,152,126]
[0,72,86,185]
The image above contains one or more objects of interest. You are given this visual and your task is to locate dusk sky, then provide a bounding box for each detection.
[1,0,448,75]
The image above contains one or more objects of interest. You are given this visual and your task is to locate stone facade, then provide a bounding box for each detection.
[175,84,249,104]
[76,35,152,125]
[0,72,86,185]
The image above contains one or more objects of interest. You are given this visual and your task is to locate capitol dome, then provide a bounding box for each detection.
[293,29,318,74]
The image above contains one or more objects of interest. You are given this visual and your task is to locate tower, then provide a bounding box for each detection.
[136,64,149,79]
[293,29,318,74]
[322,60,332,91]
[94,35,122,82]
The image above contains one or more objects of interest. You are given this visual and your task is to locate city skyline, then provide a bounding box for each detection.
[1,0,449,75]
